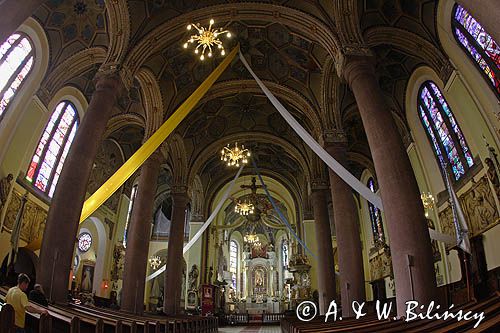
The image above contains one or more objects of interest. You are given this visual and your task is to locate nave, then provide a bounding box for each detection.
[0,0,500,332]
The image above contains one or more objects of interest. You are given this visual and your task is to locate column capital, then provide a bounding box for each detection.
[171,186,189,205]
[320,129,348,146]
[335,47,376,86]
[144,150,164,165]
[94,62,133,97]
[310,179,330,191]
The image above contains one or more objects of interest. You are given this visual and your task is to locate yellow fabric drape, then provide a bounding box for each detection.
[80,45,239,223]
[24,46,239,251]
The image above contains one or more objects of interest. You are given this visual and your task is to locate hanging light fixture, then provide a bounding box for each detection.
[244,233,260,245]
[148,255,162,270]
[220,142,251,167]
[183,19,232,61]
[421,192,435,218]
[235,200,255,216]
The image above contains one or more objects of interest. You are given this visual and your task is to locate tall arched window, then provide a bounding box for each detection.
[0,33,34,121]
[418,81,474,180]
[26,101,79,197]
[367,177,385,245]
[452,5,500,98]
[229,240,238,290]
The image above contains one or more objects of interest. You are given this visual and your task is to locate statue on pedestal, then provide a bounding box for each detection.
[0,174,13,216]
[188,264,199,291]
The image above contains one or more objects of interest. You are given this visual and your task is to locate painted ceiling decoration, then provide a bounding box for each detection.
[31,0,445,219]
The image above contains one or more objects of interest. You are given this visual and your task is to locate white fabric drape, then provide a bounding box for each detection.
[146,165,244,281]
[239,51,384,210]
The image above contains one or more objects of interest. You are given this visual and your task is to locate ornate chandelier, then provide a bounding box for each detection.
[420,192,435,218]
[148,255,161,270]
[183,19,232,61]
[244,233,260,247]
[221,142,251,167]
[235,200,255,216]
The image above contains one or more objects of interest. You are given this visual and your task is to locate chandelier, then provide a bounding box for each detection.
[244,233,261,247]
[183,19,232,61]
[221,142,251,167]
[148,255,161,270]
[235,200,255,216]
[421,192,435,218]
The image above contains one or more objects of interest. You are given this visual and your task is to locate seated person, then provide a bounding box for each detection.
[29,284,49,306]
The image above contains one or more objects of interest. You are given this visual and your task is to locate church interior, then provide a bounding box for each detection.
[0,0,499,332]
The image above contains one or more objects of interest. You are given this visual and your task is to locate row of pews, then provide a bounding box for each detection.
[0,288,217,333]
[282,293,500,333]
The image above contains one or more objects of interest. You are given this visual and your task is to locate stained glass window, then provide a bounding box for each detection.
[367,178,385,245]
[26,101,79,197]
[418,81,474,180]
[452,5,500,98]
[230,240,238,289]
[0,33,34,121]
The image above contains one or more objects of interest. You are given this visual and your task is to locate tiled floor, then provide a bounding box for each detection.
[218,325,282,332]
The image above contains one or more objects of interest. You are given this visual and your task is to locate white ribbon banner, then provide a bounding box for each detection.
[239,52,384,210]
[239,52,457,243]
[146,165,244,281]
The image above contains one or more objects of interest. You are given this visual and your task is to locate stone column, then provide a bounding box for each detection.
[310,183,336,315]
[325,141,365,317]
[0,0,44,43]
[121,152,162,314]
[341,55,436,316]
[38,70,124,304]
[456,0,500,44]
[163,188,189,315]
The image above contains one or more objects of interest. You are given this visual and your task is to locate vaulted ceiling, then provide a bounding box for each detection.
[32,0,446,214]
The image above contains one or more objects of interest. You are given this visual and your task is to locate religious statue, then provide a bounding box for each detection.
[188,264,199,291]
[255,269,263,286]
[0,173,13,213]
[485,157,500,200]
[208,266,214,284]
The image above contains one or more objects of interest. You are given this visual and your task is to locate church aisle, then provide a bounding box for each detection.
[219,326,281,333]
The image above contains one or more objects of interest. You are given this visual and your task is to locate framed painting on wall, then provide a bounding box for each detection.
[81,264,94,292]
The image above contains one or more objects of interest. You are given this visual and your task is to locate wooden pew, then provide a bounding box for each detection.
[0,302,15,333]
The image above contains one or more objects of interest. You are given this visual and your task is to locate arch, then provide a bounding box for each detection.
[124,3,340,74]
[26,100,80,197]
[135,67,163,137]
[405,66,498,195]
[451,4,500,98]
[104,113,146,138]
[104,0,130,65]
[79,216,108,296]
[417,80,474,181]
[164,133,188,186]
[38,47,107,104]
[198,79,322,137]
[0,18,49,162]
[188,132,312,188]
[364,27,450,79]
[437,0,500,135]
[0,33,34,121]
[320,58,342,130]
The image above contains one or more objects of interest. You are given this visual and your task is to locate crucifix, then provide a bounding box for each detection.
[240,177,263,196]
